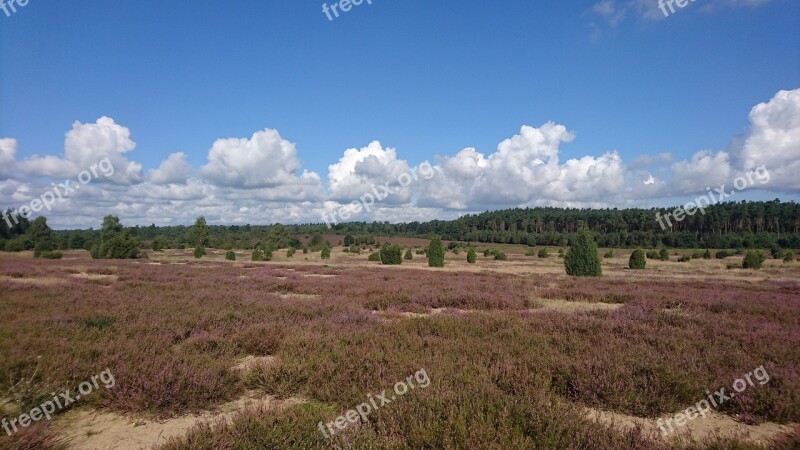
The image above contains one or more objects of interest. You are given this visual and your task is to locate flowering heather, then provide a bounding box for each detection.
[0,254,798,448]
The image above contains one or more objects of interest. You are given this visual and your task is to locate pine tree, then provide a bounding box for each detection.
[467,247,477,264]
[629,249,646,269]
[564,231,602,277]
[428,236,445,268]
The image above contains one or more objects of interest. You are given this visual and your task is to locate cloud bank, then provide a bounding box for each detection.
[1,89,798,229]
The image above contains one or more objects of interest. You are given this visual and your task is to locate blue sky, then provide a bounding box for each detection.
[1,0,799,228]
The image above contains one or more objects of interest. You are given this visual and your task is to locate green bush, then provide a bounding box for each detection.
[691,251,705,259]
[742,251,766,270]
[33,241,53,258]
[603,250,614,258]
[483,249,491,257]
[703,249,712,259]
[677,255,692,262]
[659,248,670,261]
[287,248,296,258]
[629,249,646,269]
[564,232,601,277]
[494,252,507,261]
[404,249,413,260]
[428,236,445,268]
[715,250,732,259]
[368,252,381,262]
[320,246,331,260]
[380,244,403,265]
[784,251,794,263]
[194,245,206,259]
[225,251,236,261]
[645,250,659,260]
[39,250,63,259]
[4,238,25,252]
[467,248,477,264]
[538,248,550,258]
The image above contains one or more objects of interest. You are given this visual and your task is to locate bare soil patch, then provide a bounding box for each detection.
[586,407,796,446]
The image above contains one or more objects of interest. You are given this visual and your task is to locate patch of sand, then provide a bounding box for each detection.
[530,298,623,313]
[231,355,279,373]
[585,407,796,446]
[57,392,303,450]
[0,275,65,286]
[274,292,321,300]
[70,273,118,281]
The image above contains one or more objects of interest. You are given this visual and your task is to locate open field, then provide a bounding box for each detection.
[1,246,799,449]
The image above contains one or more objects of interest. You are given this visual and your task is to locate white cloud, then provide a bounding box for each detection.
[148,152,193,185]
[200,129,322,196]
[17,117,143,185]
[0,138,17,179]
[1,89,798,228]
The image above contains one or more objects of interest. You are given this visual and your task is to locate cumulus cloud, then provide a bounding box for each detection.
[727,89,800,190]
[17,117,143,185]
[200,129,322,195]
[0,138,17,179]
[1,89,798,228]
[148,152,193,185]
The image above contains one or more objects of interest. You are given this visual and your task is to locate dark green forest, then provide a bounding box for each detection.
[2,200,799,252]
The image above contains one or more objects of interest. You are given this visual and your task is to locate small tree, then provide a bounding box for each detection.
[659,248,670,261]
[428,236,445,268]
[189,216,210,246]
[380,244,403,265]
[467,247,477,264]
[703,249,712,259]
[629,249,646,269]
[743,250,766,270]
[404,249,413,260]
[321,246,331,260]
[784,251,794,263]
[251,248,264,261]
[564,231,602,277]
[225,250,236,261]
[287,248,296,258]
[194,245,206,259]
[538,248,550,258]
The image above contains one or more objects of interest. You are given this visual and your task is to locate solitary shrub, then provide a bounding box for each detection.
[784,251,794,263]
[494,252,507,261]
[603,250,614,258]
[659,248,670,261]
[287,248,296,258]
[225,251,236,261]
[703,249,712,259]
[770,244,783,259]
[321,247,331,260]
[677,255,691,262]
[252,248,264,261]
[404,249,413,260]
[40,250,63,259]
[194,245,206,259]
[538,248,550,258]
[483,249,491,257]
[742,251,766,270]
[428,236,445,268]
[368,252,381,262]
[380,244,403,265]
[646,250,659,260]
[467,248,477,264]
[629,249,646,269]
[564,232,601,277]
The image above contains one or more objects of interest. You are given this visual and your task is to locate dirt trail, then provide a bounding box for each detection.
[586,407,797,446]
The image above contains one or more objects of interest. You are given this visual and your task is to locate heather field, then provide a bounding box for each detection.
[1,246,799,449]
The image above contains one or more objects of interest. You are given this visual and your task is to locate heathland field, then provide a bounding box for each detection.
[1,243,799,449]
